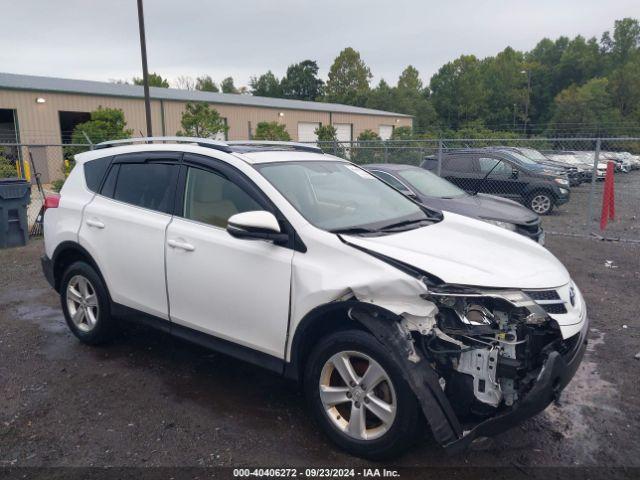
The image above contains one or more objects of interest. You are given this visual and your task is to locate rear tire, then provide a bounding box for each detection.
[528,190,555,215]
[304,330,423,460]
[60,261,116,345]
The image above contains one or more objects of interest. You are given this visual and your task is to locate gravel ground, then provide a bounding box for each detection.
[539,169,640,241]
[0,236,639,478]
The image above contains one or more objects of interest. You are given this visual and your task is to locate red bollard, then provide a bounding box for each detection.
[600,160,615,230]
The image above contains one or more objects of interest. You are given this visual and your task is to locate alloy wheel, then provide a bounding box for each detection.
[319,351,397,441]
[531,194,551,214]
[66,275,99,332]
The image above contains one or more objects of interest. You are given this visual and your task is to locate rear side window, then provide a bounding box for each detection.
[110,163,178,214]
[84,156,112,192]
[445,156,475,172]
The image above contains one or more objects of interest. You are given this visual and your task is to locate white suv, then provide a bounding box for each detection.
[42,138,588,459]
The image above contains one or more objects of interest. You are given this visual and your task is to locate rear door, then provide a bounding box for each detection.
[79,152,180,320]
[441,154,479,192]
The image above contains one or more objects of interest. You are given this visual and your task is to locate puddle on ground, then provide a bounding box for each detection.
[543,328,619,463]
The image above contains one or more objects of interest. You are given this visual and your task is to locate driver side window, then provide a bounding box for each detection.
[183,167,262,228]
[478,157,512,175]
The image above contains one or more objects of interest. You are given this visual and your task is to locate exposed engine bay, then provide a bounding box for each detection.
[400,286,582,424]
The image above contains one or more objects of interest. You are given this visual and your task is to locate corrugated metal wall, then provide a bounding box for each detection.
[0,89,412,181]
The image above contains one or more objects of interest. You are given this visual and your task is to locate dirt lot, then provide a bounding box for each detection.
[541,169,640,241]
[1,236,639,477]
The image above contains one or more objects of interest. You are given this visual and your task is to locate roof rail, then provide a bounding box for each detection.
[94,136,233,153]
[226,141,323,153]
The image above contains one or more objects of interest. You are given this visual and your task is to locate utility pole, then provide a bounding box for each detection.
[522,69,531,135]
[513,103,517,131]
[137,0,153,137]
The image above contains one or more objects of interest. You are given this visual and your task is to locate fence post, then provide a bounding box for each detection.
[585,138,601,233]
[82,132,94,150]
[437,139,443,176]
[333,139,338,156]
[383,141,388,163]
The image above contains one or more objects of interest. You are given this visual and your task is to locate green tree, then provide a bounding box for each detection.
[253,122,291,140]
[601,18,640,67]
[608,56,640,116]
[548,78,622,136]
[393,66,438,134]
[481,47,527,128]
[221,77,238,94]
[177,102,228,138]
[365,79,396,112]
[66,107,133,157]
[324,47,372,106]
[133,72,169,88]
[315,124,338,142]
[357,129,381,141]
[390,126,413,140]
[196,75,219,92]
[281,60,324,100]
[430,55,486,129]
[250,71,283,97]
[352,129,383,164]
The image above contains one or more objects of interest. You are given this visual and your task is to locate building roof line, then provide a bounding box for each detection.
[0,72,412,118]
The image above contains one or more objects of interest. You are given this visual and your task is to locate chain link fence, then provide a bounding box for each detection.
[312,138,640,242]
[1,138,638,242]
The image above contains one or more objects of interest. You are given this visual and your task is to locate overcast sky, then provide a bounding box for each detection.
[3,0,638,89]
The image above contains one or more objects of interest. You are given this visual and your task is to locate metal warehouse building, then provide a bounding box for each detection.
[0,72,412,183]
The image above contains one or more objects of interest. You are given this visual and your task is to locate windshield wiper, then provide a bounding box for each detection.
[379,218,431,232]
[330,227,377,235]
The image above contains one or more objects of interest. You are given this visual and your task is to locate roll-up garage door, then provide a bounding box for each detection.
[379,125,394,140]
[298,122,320,142]
[334,123,352,142]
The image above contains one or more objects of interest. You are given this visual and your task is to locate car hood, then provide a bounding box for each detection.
[420,194,538,225]
[343,212,569,289]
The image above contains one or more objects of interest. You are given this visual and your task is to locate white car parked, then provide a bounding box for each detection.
[42,138,588,459]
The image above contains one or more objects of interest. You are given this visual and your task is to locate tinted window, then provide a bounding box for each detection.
[445,156,475,172]
[371,171,409,191]
[100,164,119,198]
[183,167,262,228]
[84,156,112,192]
[398,168,466,198]
[112,163,178,213]
[478,157,512,175]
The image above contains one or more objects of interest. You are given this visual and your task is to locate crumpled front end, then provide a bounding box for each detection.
[348,279,588,451]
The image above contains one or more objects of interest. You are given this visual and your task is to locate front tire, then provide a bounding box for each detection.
[60,261,116,345]
[304,330,422,460]
[528,190,555,215]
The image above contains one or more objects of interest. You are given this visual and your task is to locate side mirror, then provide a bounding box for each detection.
[227,211,288,243]
[511,168,519,179]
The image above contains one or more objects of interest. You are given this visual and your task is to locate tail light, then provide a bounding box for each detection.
[44,194,60,210]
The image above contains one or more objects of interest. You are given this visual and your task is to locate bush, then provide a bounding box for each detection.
[254,122,291,141]
[0,156,17,178]
[51,179,65,192]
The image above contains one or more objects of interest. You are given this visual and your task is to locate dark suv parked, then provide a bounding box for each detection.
[421,149,571,215]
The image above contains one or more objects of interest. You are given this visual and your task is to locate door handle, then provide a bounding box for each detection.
[167,239,195,252]
[86,218,105,229]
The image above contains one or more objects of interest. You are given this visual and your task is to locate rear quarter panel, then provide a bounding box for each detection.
[43,164,95,259]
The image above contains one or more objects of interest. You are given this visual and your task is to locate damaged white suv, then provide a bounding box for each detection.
[42,138,588,459]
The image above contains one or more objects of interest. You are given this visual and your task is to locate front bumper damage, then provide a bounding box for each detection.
[349,303,588,453]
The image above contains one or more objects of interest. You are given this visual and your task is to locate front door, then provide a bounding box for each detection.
[165,156,294,359]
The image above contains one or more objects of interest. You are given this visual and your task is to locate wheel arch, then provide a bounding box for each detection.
[52,241,107,293]
[284,300,398,382]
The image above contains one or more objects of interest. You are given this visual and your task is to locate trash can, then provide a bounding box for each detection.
[0,178,31,249]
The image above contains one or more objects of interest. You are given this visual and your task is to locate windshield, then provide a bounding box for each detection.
[256,161,431,232]
[518,148,548,161]
[396,168,466,198]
